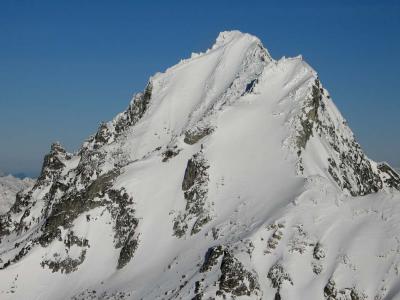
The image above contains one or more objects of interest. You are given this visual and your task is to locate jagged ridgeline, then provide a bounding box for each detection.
[0,82,152,272]
[292,78,395,196]
[1,31,400,300]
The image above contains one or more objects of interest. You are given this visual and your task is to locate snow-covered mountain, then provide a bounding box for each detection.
[0,173,34,215]
[1,31,400,300]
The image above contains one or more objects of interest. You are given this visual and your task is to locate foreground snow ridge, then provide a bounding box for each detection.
[1,31,400,300]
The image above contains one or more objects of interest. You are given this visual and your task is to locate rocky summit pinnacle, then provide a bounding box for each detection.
[1,31,400,300]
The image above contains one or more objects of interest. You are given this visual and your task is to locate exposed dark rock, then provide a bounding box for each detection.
[1,156,140,273]
[71,290,129,300]
[191,215,212,235]
[40,231,89,274]
[200,245,225,273]
[173,218,188,238]
[378,162,400,190]
[117,233,139,269]
[198,246,260,297]
[107,189,139,269]
[184,127,213,145]
[107,189,137,247]
[313,242,326,260]
[38,170,119,247]
[9,190,33,214]
[265,223,284,254]
[0,241,36,270]
[181,153,210,196]
[115,82,153,134]
[267,263,293,299]
[218,251,260,297]
[324,280,337,299]
[328,149,382,196]
[312,262,323,275]
[162,147,181,162]
[41,249,87,274]
[174,152,211,237]
[37,142,69,183]
[243,78,258,95]
[323,279,366,300]
[65,231,89,248]
[295,79,384,196]
[94,122,113,148]
[75,147,107,186]
[191,292,203,300]
[296,80,322,150]
[0,143,72,244]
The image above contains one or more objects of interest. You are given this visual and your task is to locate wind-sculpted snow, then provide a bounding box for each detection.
[1,31,400,300]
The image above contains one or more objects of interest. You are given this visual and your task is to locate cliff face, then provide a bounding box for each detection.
[0,31,400,300]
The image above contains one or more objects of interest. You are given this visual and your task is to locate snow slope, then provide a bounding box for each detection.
[1,31,400,300]
[0,174,34,215]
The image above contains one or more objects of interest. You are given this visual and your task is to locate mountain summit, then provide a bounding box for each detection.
[1,31,400,300]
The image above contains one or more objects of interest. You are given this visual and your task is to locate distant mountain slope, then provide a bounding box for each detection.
[0,173,35,214]
[0,31,400,300]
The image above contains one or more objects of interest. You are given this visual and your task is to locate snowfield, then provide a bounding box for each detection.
[0,31,400,300]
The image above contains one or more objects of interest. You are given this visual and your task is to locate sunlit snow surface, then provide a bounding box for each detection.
[1,31,400,300]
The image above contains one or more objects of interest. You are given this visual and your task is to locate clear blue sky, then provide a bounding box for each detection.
[0,0,399,177]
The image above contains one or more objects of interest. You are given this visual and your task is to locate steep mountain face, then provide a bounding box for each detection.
[0,173,34,215]
[1,31,400,300]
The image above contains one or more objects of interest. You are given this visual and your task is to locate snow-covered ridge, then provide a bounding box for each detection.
[1,31,400,300]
